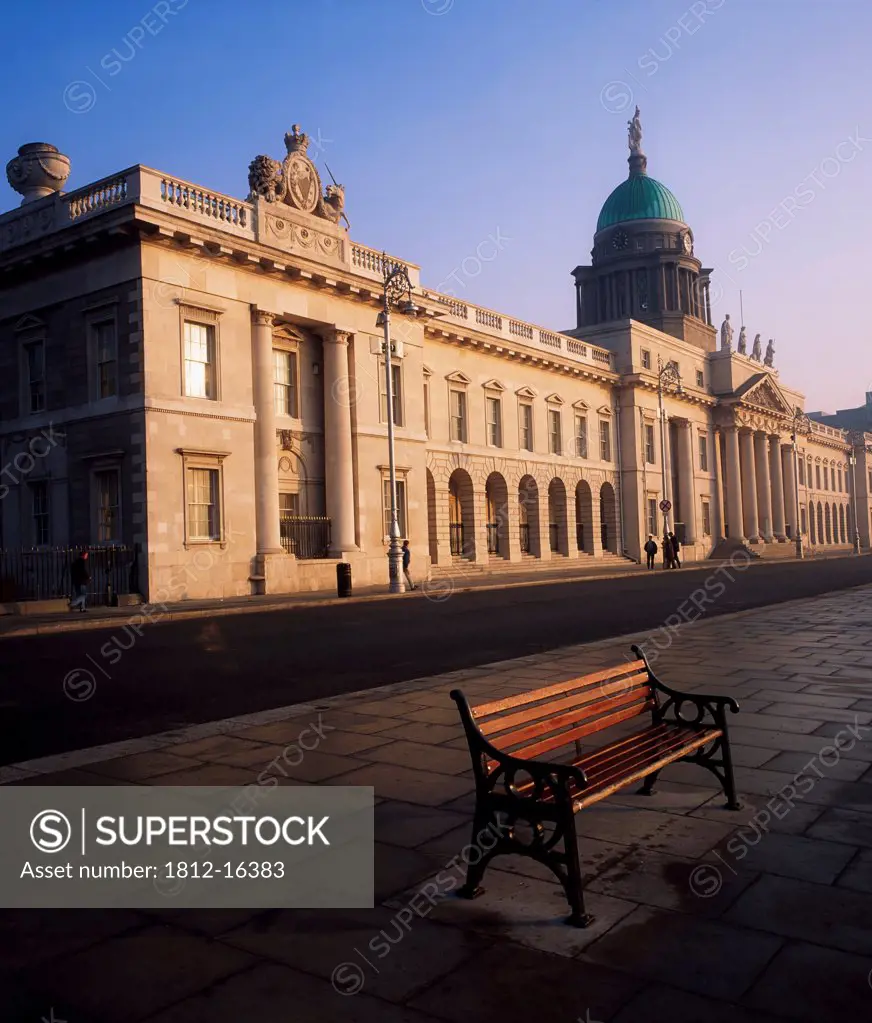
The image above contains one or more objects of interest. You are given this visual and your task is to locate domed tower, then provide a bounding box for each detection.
[571,109,716,351]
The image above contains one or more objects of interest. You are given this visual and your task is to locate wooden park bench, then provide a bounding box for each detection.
[451,644,740,927]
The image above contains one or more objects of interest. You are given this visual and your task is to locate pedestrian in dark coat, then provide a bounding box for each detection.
[662,534,674,569]
[670,532,682,568]
[643,535,658,570]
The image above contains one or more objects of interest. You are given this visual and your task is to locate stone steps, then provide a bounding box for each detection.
[428,551,634,578]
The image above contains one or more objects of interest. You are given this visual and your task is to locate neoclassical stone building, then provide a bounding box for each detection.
[1,117,869,601]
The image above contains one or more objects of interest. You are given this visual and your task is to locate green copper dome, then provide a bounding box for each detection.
[596,174,684,232]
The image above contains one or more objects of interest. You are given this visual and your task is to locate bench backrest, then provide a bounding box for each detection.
[455,659,654,769]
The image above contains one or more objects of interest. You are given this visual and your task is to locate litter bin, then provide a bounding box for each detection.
[336,562,352,598]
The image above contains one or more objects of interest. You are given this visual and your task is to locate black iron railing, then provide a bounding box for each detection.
[280,516,331,559]
[449,523,465,557]
[486,524,499,554]
[0,545,138,604]
[519,523,531,554]
[549,523,560,552]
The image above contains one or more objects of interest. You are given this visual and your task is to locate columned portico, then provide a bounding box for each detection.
[724,426,745,541]
[769,435,787,540]
[322,327,359,554]
[739,429,760,542]
[676,421,697,543]
[251,309,283,554]
[782,445,798,540]
[754,430,773,541]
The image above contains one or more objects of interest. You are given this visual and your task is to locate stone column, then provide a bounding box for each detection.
[713,428,727,540]
[739,429,760,542]
[251,310,283,554]
[769,435,787,540]
[322,328,359,554]
[782,446,798,539]
[677,421,697,544]
[564,488,580,559]
[754,431,773,541]
[725,426,745,541]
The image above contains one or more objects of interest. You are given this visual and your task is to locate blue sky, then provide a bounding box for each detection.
[3,0,870,410]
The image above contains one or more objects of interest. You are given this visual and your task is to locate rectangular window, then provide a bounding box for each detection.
[815,465,821,489]
[274,349,299,417]
[279,492,300,517]
[25,341,46,414]
[382,477,408,539]
[801,505,807,535]
[95,469,120,543]
[520,402,534,451]
[868,469,872,491]
[698,433,709,472]
[186,467,220,540]
[183,322,216,399]
[486,396,502,447]
[379,362,404,426]
[423,379,431,439]
[93,321,118,399]
[647,498,657,537]
[640,349,651,370]
[449,389,467,442]
[798,459,805,485]
[548,408,562,455]
[701,499,712,536]
[599,420,611,461]
[832,467,837,491]
[31,481,49,546]
[696,369,704,388]
[644,424,655,464]
[575,415,588,458]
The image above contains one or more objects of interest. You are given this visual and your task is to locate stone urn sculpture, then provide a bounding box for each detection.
[6,143,71,205]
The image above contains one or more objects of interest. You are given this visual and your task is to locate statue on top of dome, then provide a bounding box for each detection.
[737,326,747,354]
[628,107,643,153]
[720,314,734,352]
[751,334,763,361]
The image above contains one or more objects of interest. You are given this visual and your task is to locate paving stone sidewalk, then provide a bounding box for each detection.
[5,585,872,1021]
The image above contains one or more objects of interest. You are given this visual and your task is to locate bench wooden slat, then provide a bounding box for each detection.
[495,683,653,758]
[577,726,719,791]
[510,695,655,762]
[573,729,719,809]
[471,661,645,719]
[478,672,650,738]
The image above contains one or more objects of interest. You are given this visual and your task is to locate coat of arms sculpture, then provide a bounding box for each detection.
[247,125,348,227]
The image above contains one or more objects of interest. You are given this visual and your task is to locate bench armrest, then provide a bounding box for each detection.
[630,644,740,727]
[450,689,589,798]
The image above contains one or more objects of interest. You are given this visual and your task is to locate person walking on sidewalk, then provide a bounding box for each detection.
[401,540,416,590]
[662,533,674,570]
[69,550,90,612]
[643,535,658,570]
[670,532,682,568]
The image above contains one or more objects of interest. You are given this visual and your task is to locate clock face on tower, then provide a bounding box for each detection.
[612,230,629,251]
[682,231,693,254]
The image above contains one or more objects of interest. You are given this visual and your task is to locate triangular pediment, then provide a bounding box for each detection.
[597,405,613,416]
[572,399,590,411]
[14,314,45,334]
[515,386,537,399]
[482,378,505,392]
[735,373,793,415]
[545,393,564,405]
[446,371,471,385]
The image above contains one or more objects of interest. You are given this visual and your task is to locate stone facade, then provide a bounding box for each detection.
[0,129,869,601]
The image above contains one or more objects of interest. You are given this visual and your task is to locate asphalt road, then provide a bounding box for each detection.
[2,556,870,766]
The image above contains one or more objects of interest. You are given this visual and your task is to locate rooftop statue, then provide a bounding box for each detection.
[720,313,734,352]
[737,326,747,355]
[751,334,762,361]
[764,339,775,367]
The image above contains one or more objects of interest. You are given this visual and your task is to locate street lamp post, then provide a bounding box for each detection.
[378,257,418,594]
[789,406,811,559]
[656,356,683,537]
[848,431,863,555]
